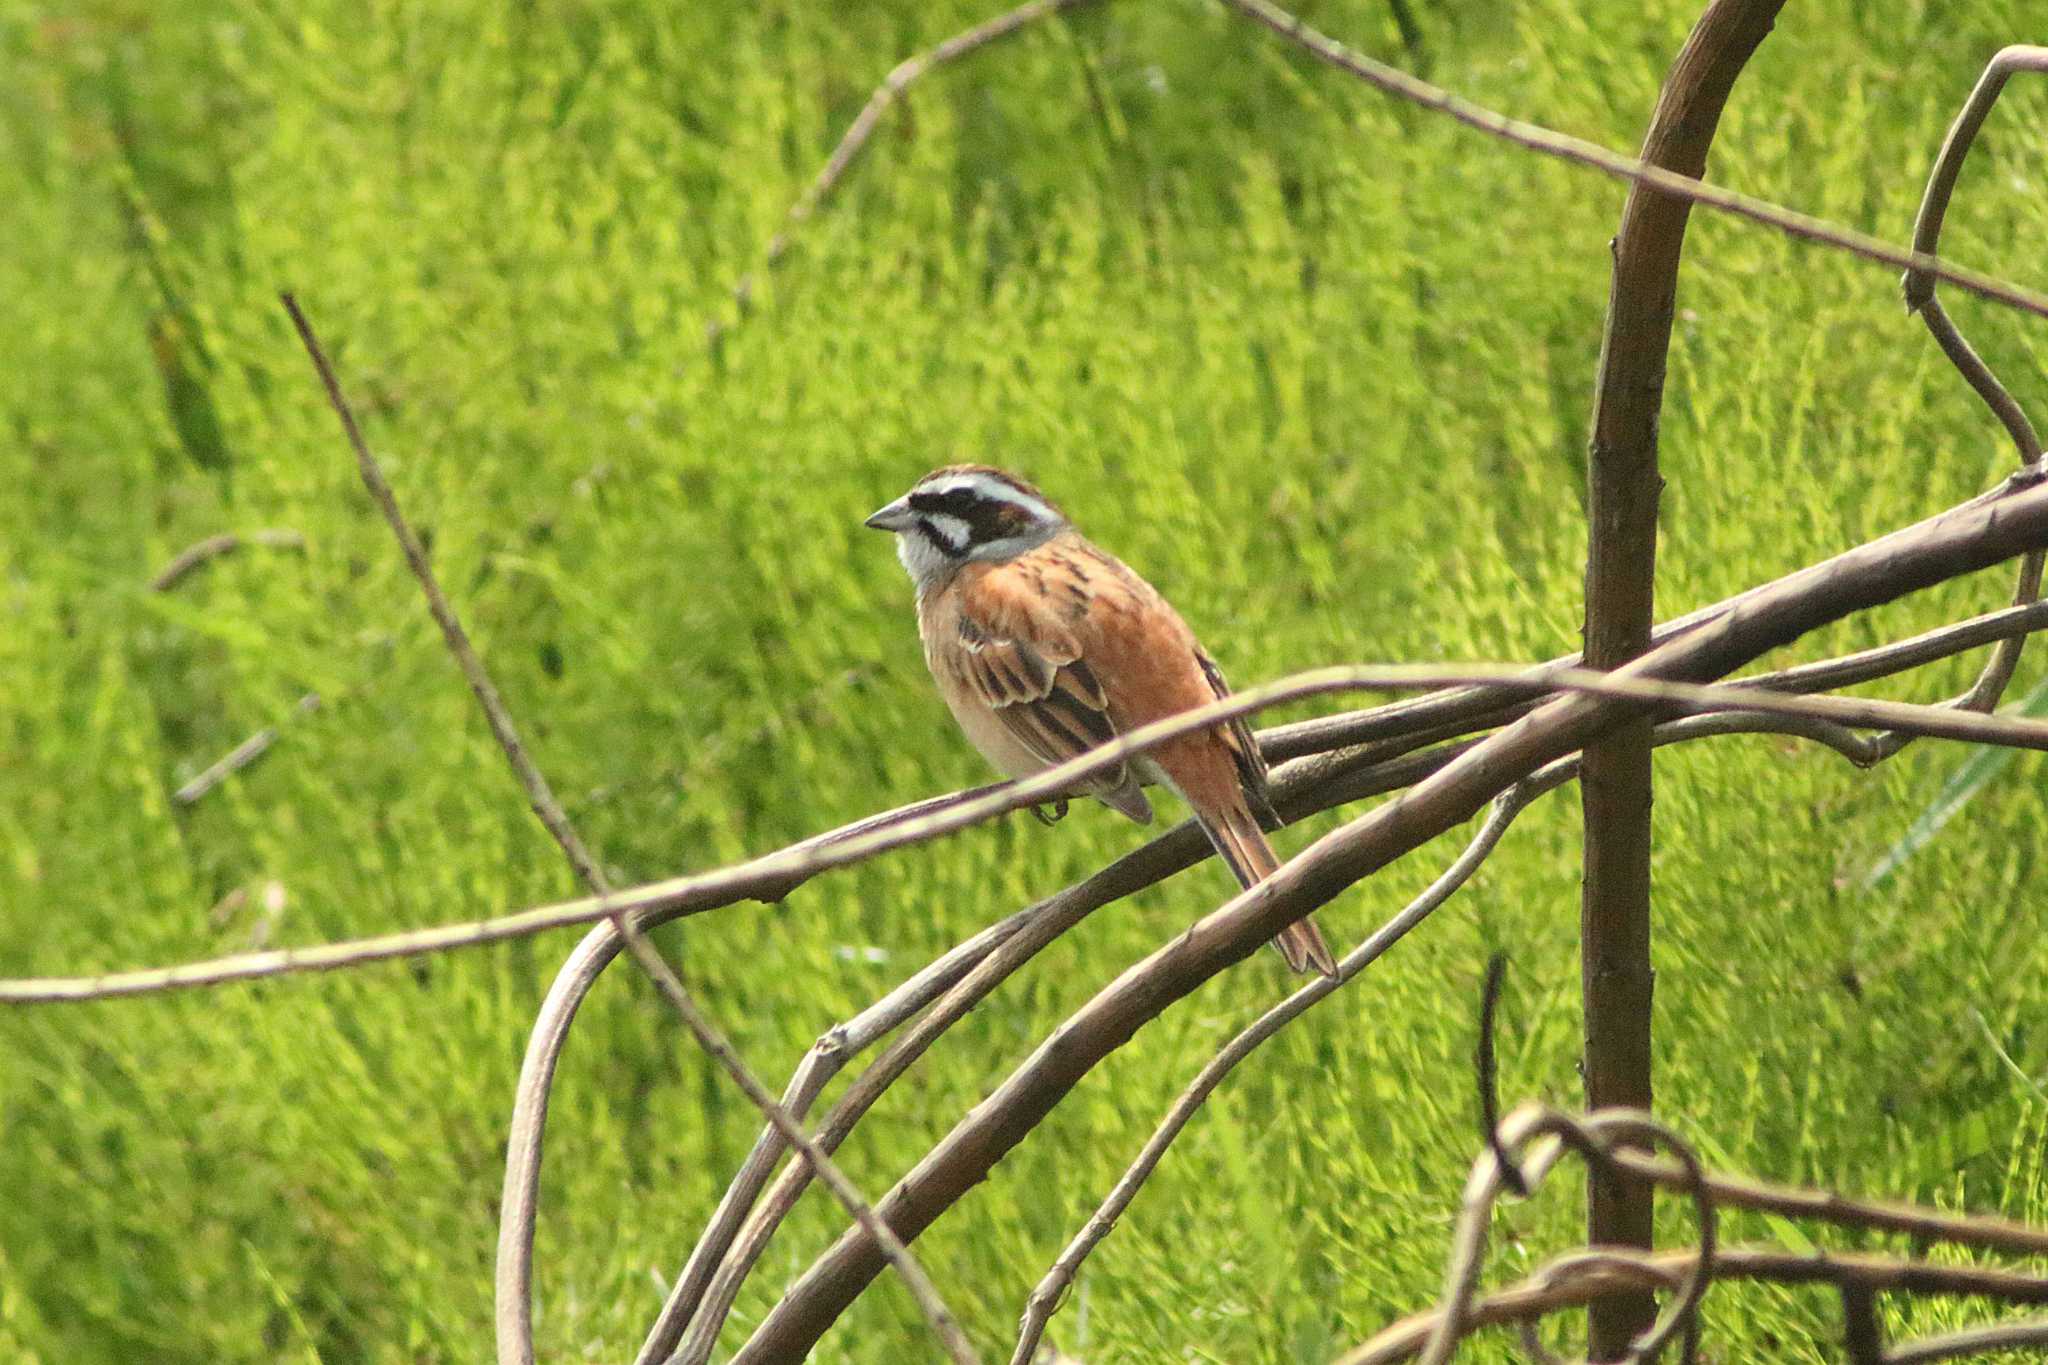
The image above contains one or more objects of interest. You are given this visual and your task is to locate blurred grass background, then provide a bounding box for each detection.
[3,0,2047,1360]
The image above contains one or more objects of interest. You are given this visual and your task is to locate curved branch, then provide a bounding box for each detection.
[1418,1106,1718,1365]
[729,473,2048,1361]
[148,528,305,592]
[1340,1248,2048,1365]
[1859,46,2048,774]
[497,926,621,1363]
[1010,785,1534,1365]
[662,743,1461,1364]
[707,0,1106,348]
[1904,45,2048,463]
[1214,0,2048,320]
[627,905,1041,1365]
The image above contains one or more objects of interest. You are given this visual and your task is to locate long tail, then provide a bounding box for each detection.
[1198,802,1339,977]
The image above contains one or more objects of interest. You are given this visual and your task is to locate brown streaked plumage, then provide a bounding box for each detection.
[865,465,1338,976]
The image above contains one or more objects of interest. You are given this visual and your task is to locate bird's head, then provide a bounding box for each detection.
[865,465,1067,587]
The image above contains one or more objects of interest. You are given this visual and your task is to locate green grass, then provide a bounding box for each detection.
[4,0,2048,1360]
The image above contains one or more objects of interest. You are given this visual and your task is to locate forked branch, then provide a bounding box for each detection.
[730,469,2048,1359]
[1342,1101,2048,1363]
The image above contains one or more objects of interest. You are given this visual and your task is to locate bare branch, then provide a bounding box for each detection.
[1474,952,1523,1199]
[282,293,610,894]
[708,0,1106,347]
[1340,1249,2048,1365]
[1840,1283,1886,1365]
[1864,46,2048,772]
[1011,788,1532,1365]
[1746,600,2048,696]
[1574,10,1783,1343]
[1904,46,2048,464]
[1216,0,2048,320]
[1886,1319,2048,1364]
[21,622,2048,1006]
[1605,1144,2048,1257]
[277,295,977,1365]
[623,906,1040,1365]
[1261,566,2048,766]
[149,528,305,592]
[657,741,1458,1365]
[172,692,323,806]
[730,470,2048,1361]
[1418,1106,1718,1365]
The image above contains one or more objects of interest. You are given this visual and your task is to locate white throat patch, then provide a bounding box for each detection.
[896,522,961,591]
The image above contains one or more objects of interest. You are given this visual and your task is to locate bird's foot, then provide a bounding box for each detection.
[1031,799,1070,826]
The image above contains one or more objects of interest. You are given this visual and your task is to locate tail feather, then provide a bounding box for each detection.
[1198,805,1339,978]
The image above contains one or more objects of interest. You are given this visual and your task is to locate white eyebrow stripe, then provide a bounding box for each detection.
[919,473,1058,521]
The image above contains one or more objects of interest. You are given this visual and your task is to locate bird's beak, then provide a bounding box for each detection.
[864,496,917,533]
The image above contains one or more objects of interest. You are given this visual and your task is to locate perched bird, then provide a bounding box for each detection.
[865,464,1338,976]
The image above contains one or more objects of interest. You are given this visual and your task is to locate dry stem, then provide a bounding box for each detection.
[276,295,979,1365]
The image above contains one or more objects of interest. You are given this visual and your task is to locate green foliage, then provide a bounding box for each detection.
[4,0,2047,1360]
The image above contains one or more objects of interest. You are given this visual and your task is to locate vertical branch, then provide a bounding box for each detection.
[1839,1283,1886,1364]
[1579,2,1783,1356]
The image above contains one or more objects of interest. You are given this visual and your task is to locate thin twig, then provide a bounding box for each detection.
[172,692,323,805]
[1340,1248,2048,1364]
[24,630,2048,1005]
[1010,789,1532,1365]
[658,742,1466,1365]
[1419,1105,1717,1365]
[278,295,977,1365]
[1886,1319,2048,1364]
[707,0,1105,347]
[148,528,305,592]
[1904,45,2048,463]
[1865,45,2048,769]
[730,469,2048,1361]
[622,906,1040,1365]
[1475,951,1523,1199]
[282,294,610,894]
[1216,0,2048,320]
[1606,1144,2048,1257]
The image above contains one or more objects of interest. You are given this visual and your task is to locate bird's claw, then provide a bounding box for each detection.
[1032,799,1070,826]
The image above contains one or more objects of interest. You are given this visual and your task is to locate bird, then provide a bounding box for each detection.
[864,464,1338,976]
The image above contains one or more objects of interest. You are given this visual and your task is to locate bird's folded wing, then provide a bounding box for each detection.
[938,597,1131,789]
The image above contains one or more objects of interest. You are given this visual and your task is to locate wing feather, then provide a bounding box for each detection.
[951,582,1134,793]
[1196,650,1278,828]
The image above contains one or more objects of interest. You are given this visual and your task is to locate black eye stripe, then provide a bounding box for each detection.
[917,517,968,558]
[909,488,979,519]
